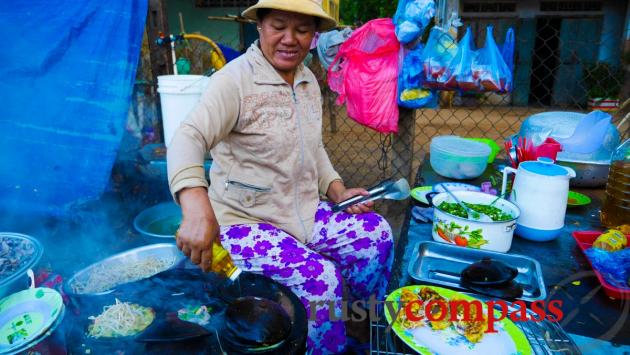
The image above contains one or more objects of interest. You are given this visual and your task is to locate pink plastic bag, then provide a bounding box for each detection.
[328,19,400,134]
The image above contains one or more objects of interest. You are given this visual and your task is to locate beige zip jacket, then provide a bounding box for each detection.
[167,42,342,243]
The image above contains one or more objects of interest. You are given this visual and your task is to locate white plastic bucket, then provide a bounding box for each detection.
[157,75,209,146]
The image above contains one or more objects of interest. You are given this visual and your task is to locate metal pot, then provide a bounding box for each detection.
[428,191,520,253]
[0,232,43,298]
[133,202,181,244]
[556,158,610,187]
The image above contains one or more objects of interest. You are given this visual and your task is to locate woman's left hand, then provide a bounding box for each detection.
[337,187,374,214]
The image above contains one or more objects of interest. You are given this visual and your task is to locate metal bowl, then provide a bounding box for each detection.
[556,158,610,187]
[0,232,44,298]
[133,202,181,243]
[65,243,185,296]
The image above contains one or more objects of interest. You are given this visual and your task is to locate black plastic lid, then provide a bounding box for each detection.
[460,257,518,287]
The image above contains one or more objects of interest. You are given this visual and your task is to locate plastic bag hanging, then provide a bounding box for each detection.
[328,19,400,134]
[317,28,353,70]
[398,45,437,108]
[393,0,436,44]
[420,26,458,90]
[446,26,477,91]
[501,28,515,73]
[475,26,512,92]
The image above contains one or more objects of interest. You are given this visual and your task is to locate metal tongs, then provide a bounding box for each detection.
[331,178,410,212]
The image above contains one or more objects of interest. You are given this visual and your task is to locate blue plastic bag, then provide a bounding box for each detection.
[445,27,477,91]
[398,45,437,108]
[501,28,515,72]
[396,20,421,44]
[393,0,435,44]
[420,26,458,90]
[585,247,630,291]
[475,26,512,92]
[317,28,353,70]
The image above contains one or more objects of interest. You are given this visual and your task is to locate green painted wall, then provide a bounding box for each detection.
[166,1,245,50]
[553,18,602,106]
[511,19,534,106]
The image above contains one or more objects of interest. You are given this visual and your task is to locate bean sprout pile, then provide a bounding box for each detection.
[72,257,177,294]
[87,299,155,338]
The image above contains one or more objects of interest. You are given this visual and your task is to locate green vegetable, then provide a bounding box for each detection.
[437,201,513,222]
[177,305,212,326]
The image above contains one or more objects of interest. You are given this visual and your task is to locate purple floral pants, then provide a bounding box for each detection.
[219,201,394,354]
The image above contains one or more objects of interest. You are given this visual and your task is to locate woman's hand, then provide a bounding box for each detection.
[327,180,374,214]
[175,187,220,272]
[338,187,374,214]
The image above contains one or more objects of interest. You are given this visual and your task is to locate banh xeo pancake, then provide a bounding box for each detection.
[87,299,155,338]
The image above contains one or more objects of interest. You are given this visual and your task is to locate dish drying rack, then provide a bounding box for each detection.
[369,303,581,354]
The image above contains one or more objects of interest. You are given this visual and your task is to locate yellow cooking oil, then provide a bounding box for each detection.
[211,242,242,281]
[600,140,630,227]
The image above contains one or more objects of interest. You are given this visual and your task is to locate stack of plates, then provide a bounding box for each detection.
[0,288,65,354]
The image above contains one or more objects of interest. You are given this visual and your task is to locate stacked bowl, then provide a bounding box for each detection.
[430,136,491,180]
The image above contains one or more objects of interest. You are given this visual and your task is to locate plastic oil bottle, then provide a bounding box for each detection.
[211,242,242,281]
[600,139,630,227]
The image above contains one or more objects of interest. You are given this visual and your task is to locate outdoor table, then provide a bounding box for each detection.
[384,157,630,353]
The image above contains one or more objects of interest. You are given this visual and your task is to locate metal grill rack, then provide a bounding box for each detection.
[370,303,581,355]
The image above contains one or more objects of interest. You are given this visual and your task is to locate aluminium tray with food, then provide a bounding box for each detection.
[65,243,185,295]
[408,241,546,302]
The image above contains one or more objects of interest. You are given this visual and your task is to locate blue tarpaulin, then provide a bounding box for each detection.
[217,43,242,62]
[0,1,147,215]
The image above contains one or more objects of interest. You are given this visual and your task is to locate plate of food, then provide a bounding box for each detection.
[384,285,532,355]
[0,233,43,298]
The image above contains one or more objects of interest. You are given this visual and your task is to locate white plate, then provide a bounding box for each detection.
[433,182,481,193]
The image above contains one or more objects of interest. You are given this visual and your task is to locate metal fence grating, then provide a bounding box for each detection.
[318,12,627,191]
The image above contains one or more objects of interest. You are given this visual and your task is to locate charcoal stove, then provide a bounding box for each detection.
[64,268,307,354]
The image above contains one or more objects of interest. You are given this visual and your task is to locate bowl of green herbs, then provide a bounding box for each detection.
[429,191,520,252]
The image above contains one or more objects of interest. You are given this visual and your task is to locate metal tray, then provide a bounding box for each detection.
[408,241,547,302]
[65,243,185,296]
